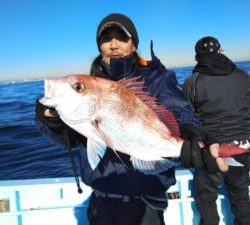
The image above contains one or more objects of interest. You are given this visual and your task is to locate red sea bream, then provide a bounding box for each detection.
[40,75,248,174]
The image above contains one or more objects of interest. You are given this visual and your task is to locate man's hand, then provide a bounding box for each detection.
[179,123,229,173]
[35,99,64,130]
[44,108,59,117]
[35,99,84,147]
[209,143,229,172]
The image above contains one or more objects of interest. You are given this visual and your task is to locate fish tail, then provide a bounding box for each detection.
[218,144,249,157]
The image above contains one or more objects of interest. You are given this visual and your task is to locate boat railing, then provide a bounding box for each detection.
[0,169,249,225]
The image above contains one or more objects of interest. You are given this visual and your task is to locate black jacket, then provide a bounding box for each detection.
[78,49,199,197]
[183,53,250,143]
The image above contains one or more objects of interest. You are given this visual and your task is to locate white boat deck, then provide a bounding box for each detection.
[0,169,244,225]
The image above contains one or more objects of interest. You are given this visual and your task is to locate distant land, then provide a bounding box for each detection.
[0,60,249,84]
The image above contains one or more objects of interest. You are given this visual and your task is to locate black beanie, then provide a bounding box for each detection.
[195,36,221,55]
[96,13,139,50]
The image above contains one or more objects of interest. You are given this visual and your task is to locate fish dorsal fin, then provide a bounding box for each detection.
[118,77,180,136]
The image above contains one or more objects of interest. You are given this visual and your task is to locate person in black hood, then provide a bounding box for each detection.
[183,36,250,225]
[35,16,226,225]
[193,36,236,75]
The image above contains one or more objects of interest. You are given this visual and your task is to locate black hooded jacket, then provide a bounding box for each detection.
[183,53,250,143]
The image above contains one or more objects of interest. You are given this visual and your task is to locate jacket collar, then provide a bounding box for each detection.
[99,41,164,80]
[99,53,136,80]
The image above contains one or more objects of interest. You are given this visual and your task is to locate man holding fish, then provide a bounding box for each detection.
[35,13,242,225]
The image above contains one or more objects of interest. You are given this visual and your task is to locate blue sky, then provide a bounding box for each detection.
[1,0,250,81]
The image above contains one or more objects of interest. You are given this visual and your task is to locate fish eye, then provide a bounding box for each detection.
[73,82,85,93]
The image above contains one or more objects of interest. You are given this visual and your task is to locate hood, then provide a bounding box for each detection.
[193,53,236,76]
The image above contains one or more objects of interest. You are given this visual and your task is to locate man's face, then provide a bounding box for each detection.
[99,27,136,65]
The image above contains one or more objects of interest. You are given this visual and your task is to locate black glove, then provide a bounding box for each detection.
[35,99,64,132]
[201,147,219,174]
[35,99,85,147]
[179,123,219,173]
[180,138,204,169]
[179,123,218,145]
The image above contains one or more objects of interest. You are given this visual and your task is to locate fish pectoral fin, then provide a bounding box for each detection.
[130,157,175,175]
[223,157,244,167]
[87,138,107,170]
[91,118,116,150]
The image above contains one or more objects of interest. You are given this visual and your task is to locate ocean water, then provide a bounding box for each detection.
[0,80,80,180]
[0,61,249,180]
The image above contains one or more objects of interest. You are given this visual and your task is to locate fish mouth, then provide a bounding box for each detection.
[39,97,56,108]
[39,96,50,103]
